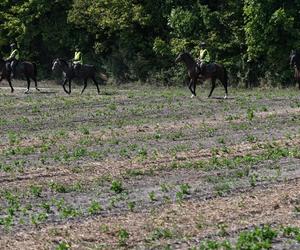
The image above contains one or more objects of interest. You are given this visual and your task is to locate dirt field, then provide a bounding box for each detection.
[0,80,300,249]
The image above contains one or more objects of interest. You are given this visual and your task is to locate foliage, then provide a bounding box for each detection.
[0,0,300,85]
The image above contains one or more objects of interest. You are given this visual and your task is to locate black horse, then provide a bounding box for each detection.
[0,58,39,93]
[290,50,300,89]
[52,58,107,95]
[175,52,228,98]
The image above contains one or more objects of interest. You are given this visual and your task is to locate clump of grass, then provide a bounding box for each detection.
[150,228,174,240]
[118,228,129,246]
[79,126,90,135]
[55,241,71,250]
[7,131,21,145]
[149,191,156,201]
[246,108,255,121]
[88,200,102,215]
[111,180,124,193]
[29,185,43,197]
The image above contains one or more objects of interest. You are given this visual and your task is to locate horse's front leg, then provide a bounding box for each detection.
[6,77,14,93]
[192,77,197,97]
[188,79,195,98]
[81,79,88,95]
[62,78,68,94]
[68,79,72,95]
[2,74,14,93]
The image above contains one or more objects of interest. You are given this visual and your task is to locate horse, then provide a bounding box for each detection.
[175,52,228,98]
[52,58,106,95]
[290,50,300,89]
[0,58,39,93]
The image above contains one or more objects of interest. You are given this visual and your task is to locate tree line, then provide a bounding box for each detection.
[0,0,300,86]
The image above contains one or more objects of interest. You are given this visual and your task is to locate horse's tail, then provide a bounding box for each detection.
[99,72,108,81]
[32,62,37,77]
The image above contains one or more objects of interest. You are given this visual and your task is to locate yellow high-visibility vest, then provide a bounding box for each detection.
[74,51,83,64]
[199,49,210,63]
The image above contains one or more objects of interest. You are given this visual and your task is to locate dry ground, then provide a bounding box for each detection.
[0,80,300,249]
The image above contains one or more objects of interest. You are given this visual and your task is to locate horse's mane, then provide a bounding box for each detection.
[57,58,69,67]
[182,52,196,63]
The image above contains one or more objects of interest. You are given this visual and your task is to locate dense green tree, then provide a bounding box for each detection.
[0,0,77,75]
[0,0,299,85]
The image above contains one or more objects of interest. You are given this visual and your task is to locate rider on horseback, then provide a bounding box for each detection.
[199,42,210,63]
[72,46,83,75]
[198,42,211,74]
[6,43,20,77]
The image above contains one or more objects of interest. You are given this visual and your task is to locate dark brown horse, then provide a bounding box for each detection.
[175,52,228,98]
[290,50,300,89]
[0,58,39,93]
[52,58,107,95]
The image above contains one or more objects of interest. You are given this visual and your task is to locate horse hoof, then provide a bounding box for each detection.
[36,88,40,92]
[191,94,195,98]
[224,95,228,99]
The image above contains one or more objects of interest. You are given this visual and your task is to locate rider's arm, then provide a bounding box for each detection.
[6,50,16,60]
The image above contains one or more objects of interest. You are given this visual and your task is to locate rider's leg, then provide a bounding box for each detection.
[11,60,18,77]
[200,61,206,74]
[73,62,81,76]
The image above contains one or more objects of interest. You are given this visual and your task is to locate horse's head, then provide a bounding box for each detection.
[52,58,69,71]
[51,58,60,71]
[175,53,184,63]
[290,51,300,69]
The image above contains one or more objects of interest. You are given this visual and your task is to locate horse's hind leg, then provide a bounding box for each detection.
[92,77,100,94]
[33,77,40,91]
[208,78,216,98]
[81,79,88,95]
[25,77,30,94]
[221,79,228,99]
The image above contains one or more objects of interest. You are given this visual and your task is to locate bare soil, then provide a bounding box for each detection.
[0,81,300,249]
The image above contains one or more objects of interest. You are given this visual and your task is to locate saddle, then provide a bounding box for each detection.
[4,60,19,77]
[200,63,217,75]
[71,62,82,77]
